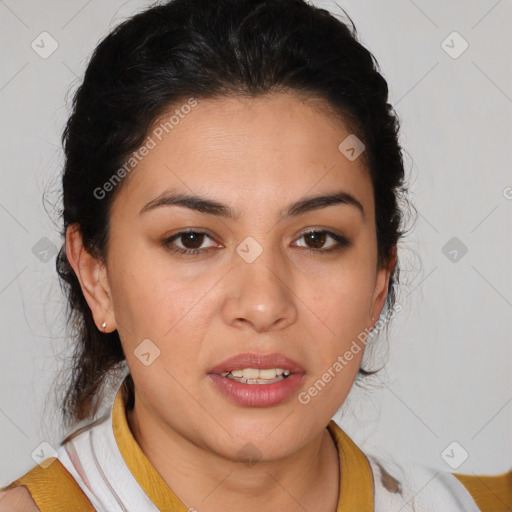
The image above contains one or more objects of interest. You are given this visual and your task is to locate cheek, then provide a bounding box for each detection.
[299,272,372,413]
[111,267,211,401]
[109,254,216,363]
[109,249,193,327]
[302,258,376,372]
[310,264,375,325]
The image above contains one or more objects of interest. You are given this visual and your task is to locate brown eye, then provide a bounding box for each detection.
[304,231,327,249]
[179,232,206,249]
[294,230,350,252]
[163,230,218,256]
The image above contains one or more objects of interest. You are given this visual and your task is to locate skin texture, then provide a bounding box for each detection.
[0,488,40,512]
[66,92,394,511]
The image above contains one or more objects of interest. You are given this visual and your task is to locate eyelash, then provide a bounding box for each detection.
[162,229,350,257]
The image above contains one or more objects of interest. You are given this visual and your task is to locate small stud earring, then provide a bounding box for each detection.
[101,321,107,330]
[368,316,376,333]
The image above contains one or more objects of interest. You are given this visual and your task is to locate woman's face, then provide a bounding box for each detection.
[88,92,392,460]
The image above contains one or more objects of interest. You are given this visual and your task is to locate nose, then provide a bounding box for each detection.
[221,246,298,333]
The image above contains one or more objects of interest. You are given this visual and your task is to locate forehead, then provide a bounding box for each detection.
[111,92,373,217]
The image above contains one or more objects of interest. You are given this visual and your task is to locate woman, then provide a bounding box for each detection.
[1,0,510,510]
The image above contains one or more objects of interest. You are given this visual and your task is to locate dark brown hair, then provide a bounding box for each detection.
[56,0,407,429]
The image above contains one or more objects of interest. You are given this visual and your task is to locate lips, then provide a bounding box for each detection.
[208,352,305,375]
[207,352,306,407]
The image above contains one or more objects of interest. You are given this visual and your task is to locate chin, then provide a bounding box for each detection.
[208,414,309,459]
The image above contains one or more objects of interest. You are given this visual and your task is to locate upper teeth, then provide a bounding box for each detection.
[221,368,290,379]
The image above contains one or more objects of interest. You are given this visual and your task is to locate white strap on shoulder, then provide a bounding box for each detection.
[56,395,160,512]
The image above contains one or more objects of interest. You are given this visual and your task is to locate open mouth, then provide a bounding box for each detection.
[220,368,291,384]
[208,353,305,406]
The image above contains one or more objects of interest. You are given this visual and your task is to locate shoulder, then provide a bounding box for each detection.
[0,456,95,512]
[0,487,40,512]
[366,453,508,512]
[453,469,512,512]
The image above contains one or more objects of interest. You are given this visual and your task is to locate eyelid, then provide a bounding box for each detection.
[162,227,350,257]
[292,228,350,250]
[164,229,222,249]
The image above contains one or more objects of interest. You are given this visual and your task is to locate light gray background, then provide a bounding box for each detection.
[1,0,511,486]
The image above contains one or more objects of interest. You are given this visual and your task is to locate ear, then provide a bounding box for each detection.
[369,245,397,327]
[65,224,117,333]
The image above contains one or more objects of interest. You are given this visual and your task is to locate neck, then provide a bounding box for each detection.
[126,399,340,512]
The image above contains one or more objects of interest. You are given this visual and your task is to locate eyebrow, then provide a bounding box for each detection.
[139,189,365,220]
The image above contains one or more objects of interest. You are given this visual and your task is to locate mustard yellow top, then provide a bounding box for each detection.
[110,385,374,511]
[2,383,511,511]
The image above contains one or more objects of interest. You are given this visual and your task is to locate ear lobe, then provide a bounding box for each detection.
[65,224,116,332]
